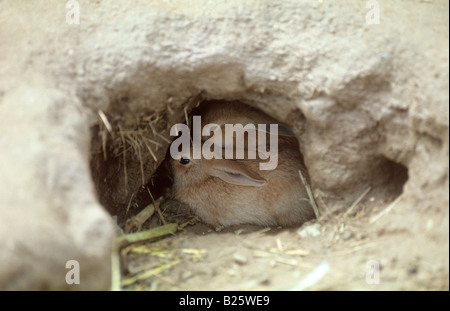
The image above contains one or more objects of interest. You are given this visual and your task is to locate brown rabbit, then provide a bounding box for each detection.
[168,144,315,229]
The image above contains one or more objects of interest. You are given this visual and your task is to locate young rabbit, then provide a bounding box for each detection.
[168,144,315,229]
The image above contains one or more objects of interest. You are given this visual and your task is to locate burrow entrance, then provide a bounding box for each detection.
[88,95,410,289]
[89,97,409,230]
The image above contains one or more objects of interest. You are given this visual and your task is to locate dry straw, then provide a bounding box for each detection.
[298,170,320,219]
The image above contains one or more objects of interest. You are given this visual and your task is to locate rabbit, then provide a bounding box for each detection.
[168,143,315,229]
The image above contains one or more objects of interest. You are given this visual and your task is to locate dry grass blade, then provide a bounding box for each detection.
[110,242,121,291]
[98,109,115,138]
[137,141,145,186]
[124,133,146,185]
[344,186,371,217]
[125,192,135,215]
[289,261,330,291]
[142,137,162,147]
[155,132,171,144]
[121,260,181,287]
[148,119,172,144]
[184,106,190,128]
[167,103,174,115]
[100,130,107,160]
[142,140,158,162]
[181,248,207,261]
[370,195,403,223]
[148,119,157,136]
[178,216,201,229]
[298,170,320,219]
[118,223,178,248]
[124,198,163,233]
[97,110,114,160]
[118,124,128,195]
[120,243,181,288]
[147,188,166,225]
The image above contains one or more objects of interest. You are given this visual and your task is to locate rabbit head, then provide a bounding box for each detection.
[169,145,314,229]
[170,150,267,189]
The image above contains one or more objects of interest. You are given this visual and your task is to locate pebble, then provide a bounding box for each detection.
[407,264,418,274]
[298,223,322,238]
[181,271,193,280]
[342,231,353,240]
[233,253,248,265]
[259,274,271,285]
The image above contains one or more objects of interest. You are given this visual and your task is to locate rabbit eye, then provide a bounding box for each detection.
[179,157,191,165]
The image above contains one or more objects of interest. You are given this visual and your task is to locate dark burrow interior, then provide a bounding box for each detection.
[373,156,409,200]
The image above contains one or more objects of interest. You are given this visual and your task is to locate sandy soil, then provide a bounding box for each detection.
[118,193,448,290]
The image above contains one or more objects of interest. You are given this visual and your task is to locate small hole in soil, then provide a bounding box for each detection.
[375,156,409,199]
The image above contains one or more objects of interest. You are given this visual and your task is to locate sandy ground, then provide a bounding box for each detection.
[118,194,448,290]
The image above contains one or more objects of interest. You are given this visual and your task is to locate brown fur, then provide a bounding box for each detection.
[170,141,314,228]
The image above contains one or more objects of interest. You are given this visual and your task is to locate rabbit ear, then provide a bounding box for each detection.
[208,160,266,187]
